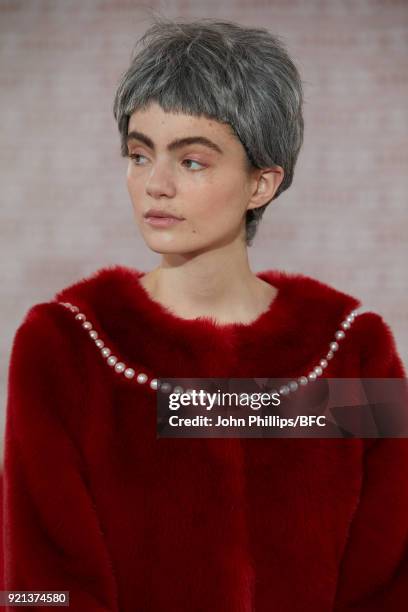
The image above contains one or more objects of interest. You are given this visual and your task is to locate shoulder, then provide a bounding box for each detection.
[262,269,361,313]
[350,311,406,376]
[262,269,405,376]
[53,264,140,305]
[261,269,362,332]
[8,264,144,387]
[5,268,131,435]
[9,265,135,371]
[13,264,140,340]
[8,302,84,412]
[11,301,74,365]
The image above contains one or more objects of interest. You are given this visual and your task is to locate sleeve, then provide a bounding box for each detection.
[2,303,119,611]
[333,313,408,611]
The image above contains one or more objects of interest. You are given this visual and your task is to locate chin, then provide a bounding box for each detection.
[142,235,187,254]
[143,236,212,257]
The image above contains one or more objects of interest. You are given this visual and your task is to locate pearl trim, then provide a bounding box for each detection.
[58,301,159,391]
[58,301,361,397]
[269,308,361,398]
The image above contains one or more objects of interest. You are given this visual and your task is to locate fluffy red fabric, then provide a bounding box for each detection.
[2,265,407,611]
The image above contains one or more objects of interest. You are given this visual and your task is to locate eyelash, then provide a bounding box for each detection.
[128,153,205,171]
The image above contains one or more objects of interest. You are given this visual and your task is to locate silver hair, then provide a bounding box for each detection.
[113,16,304,246]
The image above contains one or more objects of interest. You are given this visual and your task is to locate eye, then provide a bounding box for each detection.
[128,154,205,171]
[129,153,148,165]
[183,159,205,171]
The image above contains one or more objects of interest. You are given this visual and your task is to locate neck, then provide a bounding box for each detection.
[140,243,278,325]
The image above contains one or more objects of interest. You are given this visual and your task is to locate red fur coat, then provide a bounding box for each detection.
[3,265,408,611]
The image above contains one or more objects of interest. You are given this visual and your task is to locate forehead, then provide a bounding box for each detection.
[128,102,235,140]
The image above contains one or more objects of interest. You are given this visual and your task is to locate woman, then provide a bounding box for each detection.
[3,16,408,612]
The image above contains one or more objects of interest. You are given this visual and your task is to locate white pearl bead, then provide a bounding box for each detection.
[150,379,159,390]
[137,373,148,384]
[160,382,172,393]
[346,315,354,323]
[308,372,317,381]
[279,385,290,395]
[89,330,98,339]
[335,330,345,340]
[320,359,328,368]
[114,362,126,373]
[314,366,323,376]
[327,350,334,359]
[71,306,79,313]
[341,321,351,330]
[330,341,339,351]
[82,321,92,330]
[75,313,86,321]
[95,339,104,348]
[173,386,184,394]
[289,381,298,392]
[101,347,111,358]
[124,368,135,379]
[298,376,309,386]
[107,355,118,366]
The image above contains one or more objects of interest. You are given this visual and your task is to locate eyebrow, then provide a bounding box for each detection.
[126,130,224,155]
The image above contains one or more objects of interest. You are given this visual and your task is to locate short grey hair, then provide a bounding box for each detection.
[113,16,304,246]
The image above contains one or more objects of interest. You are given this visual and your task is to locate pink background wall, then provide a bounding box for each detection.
[1,0,407,462]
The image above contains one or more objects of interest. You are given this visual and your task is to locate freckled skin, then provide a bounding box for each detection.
[126,101,284,255]
[125,101,284,324]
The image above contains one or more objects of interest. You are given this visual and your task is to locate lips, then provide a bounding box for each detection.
[144,216,184,228]
[144,209,184,220]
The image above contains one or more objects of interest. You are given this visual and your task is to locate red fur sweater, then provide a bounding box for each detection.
[3,265,408,611]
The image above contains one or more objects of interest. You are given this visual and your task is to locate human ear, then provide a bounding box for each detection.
[247,165,285,210]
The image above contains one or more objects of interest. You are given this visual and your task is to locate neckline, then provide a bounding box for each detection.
[131,268,287,333]
[55,265,362,391]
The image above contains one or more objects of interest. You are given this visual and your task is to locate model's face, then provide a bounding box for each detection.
[126,102,265,255]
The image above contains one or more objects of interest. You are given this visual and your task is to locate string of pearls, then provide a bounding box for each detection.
[270,307,360,398]
[58,301,360,397]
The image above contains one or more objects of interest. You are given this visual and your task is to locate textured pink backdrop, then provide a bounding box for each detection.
[1,0,407,461]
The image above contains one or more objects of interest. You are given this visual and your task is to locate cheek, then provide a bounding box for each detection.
[192,178,247,224]
[126,173,143,206]
[126,170,136,192]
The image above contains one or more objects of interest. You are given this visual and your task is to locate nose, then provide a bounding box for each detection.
[145,161,176,199]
